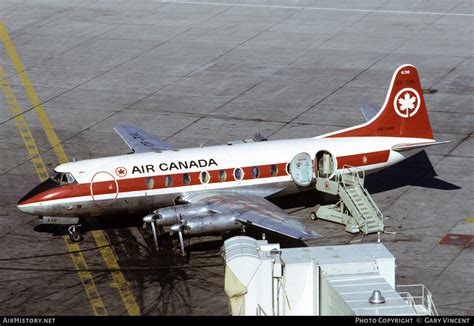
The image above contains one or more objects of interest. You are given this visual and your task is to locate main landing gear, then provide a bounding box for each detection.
[68,224,83,242]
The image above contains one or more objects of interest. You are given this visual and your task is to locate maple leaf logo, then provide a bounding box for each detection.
[115,167,127,177]
[398,92,417,112]
[393,88,420,118]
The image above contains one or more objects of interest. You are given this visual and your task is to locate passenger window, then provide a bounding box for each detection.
[165,175,173,187]
[234,168,243,181]
[200,171,210,184]
[252,167,260,178]
[218,170,227,182]
[146,177,154,189]
[270,164,278,176]
[183,173,191,185]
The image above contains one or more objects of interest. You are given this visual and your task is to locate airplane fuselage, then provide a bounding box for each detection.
[17,135,428,218]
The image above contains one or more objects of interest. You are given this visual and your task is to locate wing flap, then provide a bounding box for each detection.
[236,211,321,240]
[114,125,173,153]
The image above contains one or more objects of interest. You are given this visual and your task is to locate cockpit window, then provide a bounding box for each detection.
[51,171,77,185]
[51,172,61,184]
[65,173,75,184]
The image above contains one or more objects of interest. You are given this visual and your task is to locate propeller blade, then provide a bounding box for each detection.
[178,230,185,256]
[150,221,158,249]
[157,223,163,251]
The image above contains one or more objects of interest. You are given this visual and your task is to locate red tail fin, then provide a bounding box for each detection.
[325,64,434,139]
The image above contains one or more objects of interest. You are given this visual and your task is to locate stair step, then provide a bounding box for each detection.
[331,171,384,234]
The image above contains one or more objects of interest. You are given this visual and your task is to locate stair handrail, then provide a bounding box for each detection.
[343,165,384,231]
[361,185,384,226]
[340,165,368,228]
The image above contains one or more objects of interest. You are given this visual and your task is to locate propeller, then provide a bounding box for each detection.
[173,199,186,256]
[143,212,162,250]
[178,228,185,256]
[169,213,188,256]
[143,197,188,255]
[142,191,163,250]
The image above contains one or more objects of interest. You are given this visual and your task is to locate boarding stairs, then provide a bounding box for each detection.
[314,165,384,235]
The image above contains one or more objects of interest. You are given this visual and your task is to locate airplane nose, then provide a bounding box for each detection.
[17,178,58,215]
[17,203,34,215]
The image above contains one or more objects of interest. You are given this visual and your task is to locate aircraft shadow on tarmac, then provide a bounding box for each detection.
[364,150,460,194]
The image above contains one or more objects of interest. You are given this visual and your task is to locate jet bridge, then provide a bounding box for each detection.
[223,236,438,316]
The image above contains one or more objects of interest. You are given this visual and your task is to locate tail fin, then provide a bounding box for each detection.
[324,64,434,139]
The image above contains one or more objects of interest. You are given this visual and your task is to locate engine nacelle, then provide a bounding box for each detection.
[170,213,240,236]
[154,203,213,226]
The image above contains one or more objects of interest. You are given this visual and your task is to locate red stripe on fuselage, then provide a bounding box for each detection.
[336,150,390,169]
[19,151,389,206]
[19,162,289,205]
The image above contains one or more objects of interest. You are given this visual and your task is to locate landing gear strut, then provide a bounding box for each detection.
[68,225,83,242]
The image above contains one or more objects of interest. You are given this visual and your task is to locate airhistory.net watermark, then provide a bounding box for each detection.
[1,317,55,325]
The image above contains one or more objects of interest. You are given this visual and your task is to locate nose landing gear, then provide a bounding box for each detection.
[68,224,83,242]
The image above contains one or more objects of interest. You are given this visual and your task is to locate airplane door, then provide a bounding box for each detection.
[90,171,119,206]
[289,152,313,187]
[315,150,336,179]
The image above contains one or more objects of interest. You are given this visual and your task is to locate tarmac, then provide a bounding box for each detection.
[0,0,472,316]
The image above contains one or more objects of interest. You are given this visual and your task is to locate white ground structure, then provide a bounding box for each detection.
[223,236,437,316]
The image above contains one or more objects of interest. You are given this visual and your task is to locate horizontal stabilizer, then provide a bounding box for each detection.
[392,141,450,152]
[114,125,173,153]
[360,104,381,122]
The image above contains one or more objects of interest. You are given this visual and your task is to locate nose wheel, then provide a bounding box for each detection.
[68,225,83,242]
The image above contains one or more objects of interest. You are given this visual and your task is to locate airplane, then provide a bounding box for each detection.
[17,64,448,253]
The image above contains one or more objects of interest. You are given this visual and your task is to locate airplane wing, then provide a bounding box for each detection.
[186,193,321,241]
[113,125,173,153]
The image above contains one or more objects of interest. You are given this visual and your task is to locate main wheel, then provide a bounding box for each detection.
[69,231,83,242]
[310,212,317,221]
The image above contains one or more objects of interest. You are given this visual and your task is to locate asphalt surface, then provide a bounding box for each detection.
[0,0,472,316]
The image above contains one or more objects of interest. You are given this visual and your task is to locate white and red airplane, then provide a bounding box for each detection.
[17,64,446,251]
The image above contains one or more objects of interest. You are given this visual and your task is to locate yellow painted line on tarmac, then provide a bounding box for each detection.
[0,67,49,182]
[62,238,109,316]
[465,217,474,224]
[0,21,68,165]
[92,231,141,316]
[0,21,141,316]
[0,65,108,316]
